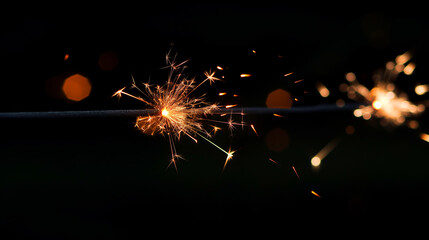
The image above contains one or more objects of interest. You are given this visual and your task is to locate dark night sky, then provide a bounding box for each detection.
[1,5,429,237]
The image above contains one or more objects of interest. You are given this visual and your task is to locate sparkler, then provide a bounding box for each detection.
[112,52,238,172]
[343,52,425,126]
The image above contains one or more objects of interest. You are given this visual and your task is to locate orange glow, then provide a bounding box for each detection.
[265,128,289,152]
[240,73,252,78]
[415,84,429,95]
[98,51,119,71]
[345,125,355,135]
[218,92,227,96]
[216,66,224,70]
[62,74,92,101]
[345,72,356,82]
[420,133,429,143]
[266,89,293,109]
[396,52,411,65]
[64,53,69,61]
[403,62,415,75]
[283,72,294,77]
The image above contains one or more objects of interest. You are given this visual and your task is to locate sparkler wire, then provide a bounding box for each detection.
[0,104,360,119]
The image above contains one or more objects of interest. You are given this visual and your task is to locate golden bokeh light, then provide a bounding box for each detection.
[62,74,92,101]
[265,88,293,109]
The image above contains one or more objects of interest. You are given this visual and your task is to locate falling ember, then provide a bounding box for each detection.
[240,73,252,78]
[284,72,294,77]
[216,66,224,70]
[114,51,235,172]
[273,113,285,118]
[218,92,227,96]
[64,53,70,61]
[311,190,321,198]
[291,166,300,180]
[250,124,259,136]
[268,158,279,165]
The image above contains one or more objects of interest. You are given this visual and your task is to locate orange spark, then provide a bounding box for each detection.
[64,53,70,61]
[216,66,224,70]
[283,72,294,77]
[292,166,300,180]
[250,124,259,136]
[225,104,237,109]
[311,190,321,198]
[240,74,252,78]
[273,113,285,118]
[268,158,279,165]
[218,92,227,96]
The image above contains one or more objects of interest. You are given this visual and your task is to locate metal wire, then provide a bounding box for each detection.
[0,103,360,119]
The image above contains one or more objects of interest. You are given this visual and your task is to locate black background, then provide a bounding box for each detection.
[1,4,429,238]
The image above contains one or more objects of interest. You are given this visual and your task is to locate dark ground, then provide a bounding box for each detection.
[1,4,429,238]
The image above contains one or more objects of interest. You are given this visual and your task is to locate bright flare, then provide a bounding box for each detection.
[114,52,235,172]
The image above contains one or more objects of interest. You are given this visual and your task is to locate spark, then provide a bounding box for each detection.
[283,72,294,77]
[311,190,321,198]
[273,113,285,118]
[225,104,237,109]
[250,124,258,136]
[291,166,300,180]
[218,92,227,96]
[114,51,235,172]
[345,53,425,126]
[216,66,224,70]
[224,147,236,171]
[240,73,252,78]
[268,158,279,165]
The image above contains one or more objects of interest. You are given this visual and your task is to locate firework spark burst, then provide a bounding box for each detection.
[343,52,425,126]
[113,52,238,172]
